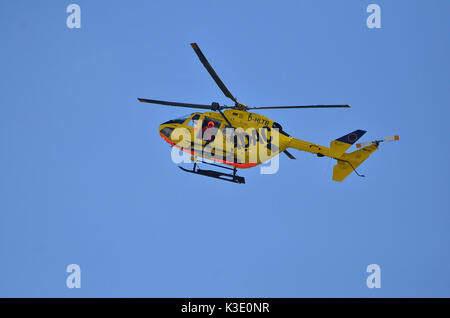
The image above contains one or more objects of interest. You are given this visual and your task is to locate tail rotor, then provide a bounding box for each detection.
[356,135,399,148]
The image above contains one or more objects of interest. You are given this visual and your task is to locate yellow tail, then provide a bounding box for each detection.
[332,143,379,182]
[288,130,380,182]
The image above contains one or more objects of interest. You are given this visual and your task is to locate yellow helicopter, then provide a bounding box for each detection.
[138,43,398,184]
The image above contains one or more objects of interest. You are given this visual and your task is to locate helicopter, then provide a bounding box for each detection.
[138,43,398,184]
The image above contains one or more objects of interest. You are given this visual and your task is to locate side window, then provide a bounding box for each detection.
[222,128,250,149]
[235,133,249,149]
[199,117,222,141]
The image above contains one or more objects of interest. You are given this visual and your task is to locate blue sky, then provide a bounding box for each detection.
[0,0,449,297]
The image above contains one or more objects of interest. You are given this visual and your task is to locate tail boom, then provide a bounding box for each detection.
[287,129,367,160]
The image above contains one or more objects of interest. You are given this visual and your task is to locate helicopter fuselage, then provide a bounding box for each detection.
[158,109,291,168]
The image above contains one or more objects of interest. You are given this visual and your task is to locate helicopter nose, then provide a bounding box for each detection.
[159,125,175,139]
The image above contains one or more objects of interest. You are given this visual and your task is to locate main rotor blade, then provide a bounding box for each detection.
[248,105,351,110]
[190,43,238,104]
[137,98,224,110]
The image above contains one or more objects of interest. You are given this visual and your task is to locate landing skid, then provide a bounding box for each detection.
[178,161,245,184]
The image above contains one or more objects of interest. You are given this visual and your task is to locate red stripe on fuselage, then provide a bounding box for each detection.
[159,133,257,169]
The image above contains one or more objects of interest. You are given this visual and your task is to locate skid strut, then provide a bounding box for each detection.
[178,160,245,184]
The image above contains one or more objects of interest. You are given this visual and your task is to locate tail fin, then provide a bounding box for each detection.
[329,130,366,157]
[332,143,378,182]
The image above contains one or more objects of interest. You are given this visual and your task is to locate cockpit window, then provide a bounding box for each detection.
[160,127,175,138]
[199,117,222,141]
[186,114,200,127]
